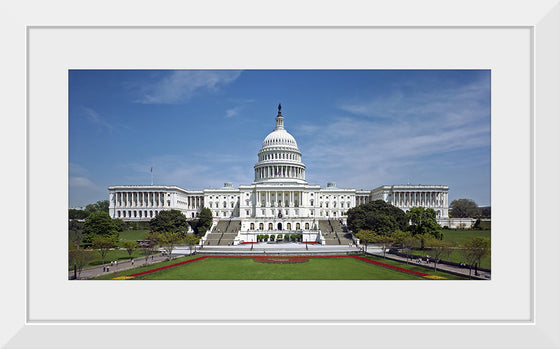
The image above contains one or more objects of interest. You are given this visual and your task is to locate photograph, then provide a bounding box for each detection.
[68,69,491,281]
[6,3,558,347]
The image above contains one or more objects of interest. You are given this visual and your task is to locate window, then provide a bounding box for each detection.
[223,201,226,208]
[250,223,255,230]
[305,223,309,229]
[296,223,300,230]
[231,202,234,208]
[262,209,265,215]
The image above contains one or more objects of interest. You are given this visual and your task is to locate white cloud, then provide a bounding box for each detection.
[121,152,255,190]
[226,107,240,118]
[83,107,113,131]
[69,176,97,188]
[337,77,490,124]
[135,70,242,104]
[299,76,490,189]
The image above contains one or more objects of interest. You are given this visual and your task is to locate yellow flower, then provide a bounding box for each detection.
[424,275,447,280]
[112,276,134,280]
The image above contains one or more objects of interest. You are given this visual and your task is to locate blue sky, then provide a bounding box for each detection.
[69,70,491,208]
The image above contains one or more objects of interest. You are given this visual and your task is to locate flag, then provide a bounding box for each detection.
[150,167,152,173]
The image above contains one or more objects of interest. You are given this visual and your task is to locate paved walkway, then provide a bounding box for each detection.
[180,242,363,255]
[365,251,491,280]
[69,252,174,280]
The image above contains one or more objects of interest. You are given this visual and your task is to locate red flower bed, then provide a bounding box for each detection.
[351,256,431,277]
[253,256,310,264]
[127,256,209,277]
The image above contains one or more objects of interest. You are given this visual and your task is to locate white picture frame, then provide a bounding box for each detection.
[2,1,559,348]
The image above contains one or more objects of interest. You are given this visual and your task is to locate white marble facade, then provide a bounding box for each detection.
[108,105,451,236]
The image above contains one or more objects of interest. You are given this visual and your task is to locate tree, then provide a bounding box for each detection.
[355,230,377,255]
[92,235,118,268]
[461,237,490,279]
[373,234,394,258]
[450,199,481,218]
[68,249,95,279]
[69,219,85,248]
[188,207,213,237]
[480,206,491,218]
[425,237,453,272]
[413,233,432,252]
[406,207,442,249]
[142,231,159,265]
[93,200,110,213]
[84,204,97,216]
[68,209,89,220]
[158,231,183,260]
[197,207,213,235]
[347,200,407,235]
[184,234,201,255]
[150,209,189,235]
[83,211,120,245]
[122,240,138,260]
[392,230,414,263]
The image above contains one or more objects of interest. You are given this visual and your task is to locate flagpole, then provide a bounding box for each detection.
[151,167,153,185]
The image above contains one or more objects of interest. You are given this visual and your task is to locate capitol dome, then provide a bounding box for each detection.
[253,105,307,184]
[262,129,298,148]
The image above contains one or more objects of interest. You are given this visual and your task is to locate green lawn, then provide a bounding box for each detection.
[441,229,491,245]
[119,229,149,242]
[94,255,466,280]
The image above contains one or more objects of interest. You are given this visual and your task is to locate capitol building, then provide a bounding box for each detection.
[108,105,455,245]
